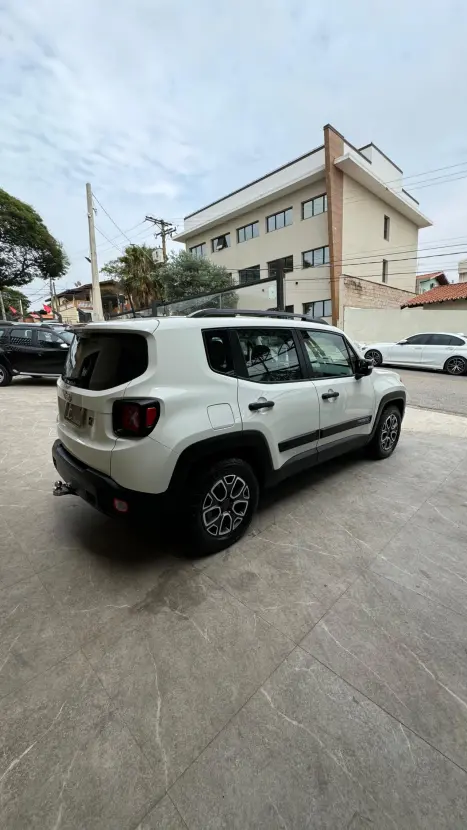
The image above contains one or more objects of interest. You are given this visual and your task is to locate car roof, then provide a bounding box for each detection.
[84,314,340,336]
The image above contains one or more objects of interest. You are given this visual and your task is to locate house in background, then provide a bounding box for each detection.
[458,260,467,283]
[416,271,449,294]
[174,123,432,324]
[401,281,467,310]
[50,280,125,323]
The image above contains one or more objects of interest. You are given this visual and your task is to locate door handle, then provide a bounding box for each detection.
[322,390,339,400]
[249,400,275,411]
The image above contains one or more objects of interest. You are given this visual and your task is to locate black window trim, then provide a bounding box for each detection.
[211,232,231,253]
[302,193,328,220]
[302,245,330,268]
[236,221,259,244]
[266,207,293,233]
[189,242,207,258]
[384,215,390,241]
[297,328,358,381]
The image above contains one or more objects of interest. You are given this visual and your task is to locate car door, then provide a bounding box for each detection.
[387,333,430,367]
[6,327,38,373]
[35,328,70,373]
[298,328,375,455]
[235,326,320,472]
[422,333,466,369]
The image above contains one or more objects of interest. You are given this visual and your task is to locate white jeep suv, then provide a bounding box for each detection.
[52,310,406,553]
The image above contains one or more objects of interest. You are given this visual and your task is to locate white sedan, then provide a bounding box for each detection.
[363,332,467,375]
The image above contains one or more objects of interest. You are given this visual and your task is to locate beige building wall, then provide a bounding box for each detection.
[182,179,331,316]
[341,176,419,293]
[343,306,467,342]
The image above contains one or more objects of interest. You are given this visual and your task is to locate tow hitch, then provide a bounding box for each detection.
[53,480,76,497]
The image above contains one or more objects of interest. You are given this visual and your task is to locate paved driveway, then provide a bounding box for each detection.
[1,379,467,829]
[398,367,467,416]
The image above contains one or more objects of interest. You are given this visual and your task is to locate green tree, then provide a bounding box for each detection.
[0,188,69,292]
[101,244,164,308]
[1,287,30,318]
[159,250,233,302]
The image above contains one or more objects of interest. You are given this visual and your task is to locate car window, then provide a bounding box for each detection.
[236,328,302,383]
[59,330,74,344]
[10,329,32,345]
[203,330,235,376]
[427,334,454,346]
[301,330,354,378]
[449,335,465,346]
[404,334,430,345]
[37,330,62,347]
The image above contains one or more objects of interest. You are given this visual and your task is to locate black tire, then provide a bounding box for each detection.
[444,356,467,376]
[367,404,402,459]
[364,349,383,366]
[0,364,12,387]
[186,458,259,554]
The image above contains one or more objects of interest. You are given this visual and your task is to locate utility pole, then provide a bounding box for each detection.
[86,183,104,320]
[19,297,24,319]
[49,276,55,318]
[145,216,177,263]
[0,291,5,319]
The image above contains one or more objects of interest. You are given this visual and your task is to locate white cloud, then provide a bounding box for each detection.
[0,0,466,305]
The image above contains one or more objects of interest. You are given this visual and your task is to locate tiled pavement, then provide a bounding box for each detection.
[1,379,467,828]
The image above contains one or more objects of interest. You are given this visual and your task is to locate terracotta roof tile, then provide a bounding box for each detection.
[402,282,467,308]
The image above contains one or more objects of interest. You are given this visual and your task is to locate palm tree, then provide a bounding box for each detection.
[102,244,164,310]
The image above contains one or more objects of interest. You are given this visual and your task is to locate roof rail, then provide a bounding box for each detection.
[188,309,330,325]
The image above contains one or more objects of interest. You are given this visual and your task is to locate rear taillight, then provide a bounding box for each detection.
[112,399,160,437]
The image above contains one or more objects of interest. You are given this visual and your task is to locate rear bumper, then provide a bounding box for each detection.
[52,440,167,517]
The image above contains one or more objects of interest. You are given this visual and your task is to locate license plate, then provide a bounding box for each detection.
[64,402,85,427]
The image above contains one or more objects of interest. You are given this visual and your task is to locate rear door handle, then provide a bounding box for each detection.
[249,400,275,411]
[322,391,339,400]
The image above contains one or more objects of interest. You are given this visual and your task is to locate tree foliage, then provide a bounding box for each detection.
[101,244,164,309]
[159,250,233,303]
[101,247,236,310]
[0,188,69,291]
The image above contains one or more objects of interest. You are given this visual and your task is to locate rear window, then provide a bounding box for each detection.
[63,332,148,390]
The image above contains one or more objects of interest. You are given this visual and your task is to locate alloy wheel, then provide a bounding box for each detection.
[446,357,466,375]
[0,366,5,384]
[380,413,399,452]
[365,350,382,366]
[202,474,250,537]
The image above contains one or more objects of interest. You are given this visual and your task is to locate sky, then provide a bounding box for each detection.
[1,0,467,309]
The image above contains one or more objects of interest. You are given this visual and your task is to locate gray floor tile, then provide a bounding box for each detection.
[0,651,155,829]
[83,567,293,793]
[38,548,182,645]
[0,522,34,590]
[412,488,467,547]
[136,796,187,830]
[0,574,79,699]
[302,570,467,770]
[170,648,467,830]
[203,526,357,641]
[371,522,467,618]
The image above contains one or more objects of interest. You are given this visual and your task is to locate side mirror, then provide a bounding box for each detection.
[397,339,408,345]
[355,358,373,379]
[60,342,69,349]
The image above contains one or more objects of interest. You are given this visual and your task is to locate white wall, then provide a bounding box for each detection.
[343,306,467,342]
[342,175,419,293]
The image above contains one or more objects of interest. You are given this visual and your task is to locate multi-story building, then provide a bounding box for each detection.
[174,124,431,324]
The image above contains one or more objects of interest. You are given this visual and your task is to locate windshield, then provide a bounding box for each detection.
[59,330,74,344]
[63,331,148,390]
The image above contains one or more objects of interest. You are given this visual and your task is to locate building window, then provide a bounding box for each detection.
[285,305,294,313]
[384,215,390,241]
[266,208,293,233]
[239,265,260,284]
[237,222,259,243]
[303,299,332,318]
[302,246,330,268]
[268,255,293,280]
[190,243,206,258]
[302,194,327,220]
[211,233,231,252]
[382,259,388,283]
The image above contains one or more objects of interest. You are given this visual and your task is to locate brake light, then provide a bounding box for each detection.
[113,400,160,437]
